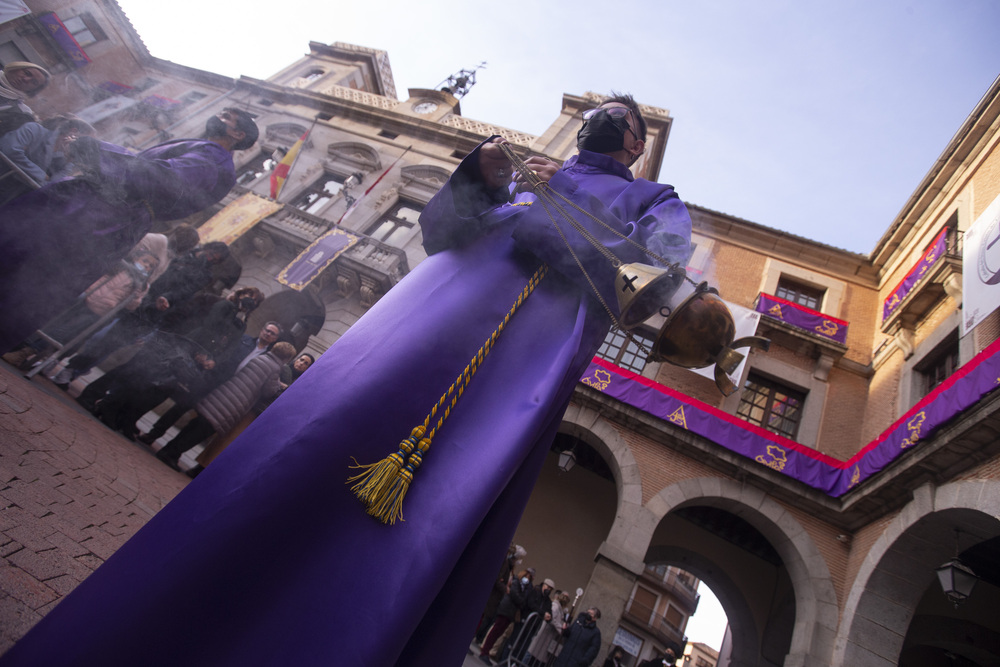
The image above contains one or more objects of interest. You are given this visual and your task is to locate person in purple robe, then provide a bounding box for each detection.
[0,108,258,353]
[0,94,691,666]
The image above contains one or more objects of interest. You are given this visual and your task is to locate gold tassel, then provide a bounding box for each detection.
[366,437,431,525]
[348,265,549,525]
[348,426,424,504]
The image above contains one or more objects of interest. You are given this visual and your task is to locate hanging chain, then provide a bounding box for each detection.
[496,142,691,358]
[497,143,694,281]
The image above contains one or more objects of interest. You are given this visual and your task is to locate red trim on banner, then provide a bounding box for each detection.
[589,357,846,467]
[845,334,1000,465]
[589,331,1000,472]
[759,293,849,326]
[883,227,949,312]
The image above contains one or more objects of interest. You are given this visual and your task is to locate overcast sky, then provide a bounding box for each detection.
[114,0,999,649]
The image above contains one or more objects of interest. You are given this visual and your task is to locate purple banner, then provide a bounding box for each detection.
[99,81,133,95]
[579,337,1000,496]
[756,294,849,345]
[883,228,948,321]
[277,228,359,291]
[142,94,182,110]
[37,13,90,68]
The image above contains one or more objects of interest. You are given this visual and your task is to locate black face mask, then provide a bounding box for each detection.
[577,110,631,154]
[205,115,228,138]
[239,296,258,312]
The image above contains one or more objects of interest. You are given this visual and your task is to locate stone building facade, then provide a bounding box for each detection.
[3,2,1000,666]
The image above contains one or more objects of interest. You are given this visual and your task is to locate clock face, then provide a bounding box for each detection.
[413,101,439,115]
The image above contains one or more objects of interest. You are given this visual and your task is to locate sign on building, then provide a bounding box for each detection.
[962,192,1000,335]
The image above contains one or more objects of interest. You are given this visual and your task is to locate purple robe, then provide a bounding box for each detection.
[0,145,691,666]
[0,139,235,352]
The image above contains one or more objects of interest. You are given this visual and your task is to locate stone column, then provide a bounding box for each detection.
[576,543,643,662]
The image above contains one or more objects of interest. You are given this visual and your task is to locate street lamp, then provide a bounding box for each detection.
[557,448,576,472]
[936,529,979,608]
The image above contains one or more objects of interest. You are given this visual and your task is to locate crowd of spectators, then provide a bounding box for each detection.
[473,544,615,667]
[2,220,316,474]
[1,61,311,475]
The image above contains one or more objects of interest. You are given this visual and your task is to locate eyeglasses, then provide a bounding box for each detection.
[582,107,630,120]
[582,107,641,141]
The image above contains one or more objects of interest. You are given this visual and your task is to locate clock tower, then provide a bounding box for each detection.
[401,63,486,121]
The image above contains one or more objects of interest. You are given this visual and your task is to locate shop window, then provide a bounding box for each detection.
[737,373,805,439]
[291,173,346,215]
[775,277,825,310]
[366,201,422,245]
[597,329,654,374]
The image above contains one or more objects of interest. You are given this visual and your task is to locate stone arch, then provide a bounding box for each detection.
[559,403,644,540]
[326,141,382,171]
[265,122,309,147]
[641,478,839,666]
[645,544,761,664]
[833,480,1000,666]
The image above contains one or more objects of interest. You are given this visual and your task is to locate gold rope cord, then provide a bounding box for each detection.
[349,143,685,524]
[348,264,549,524]
[496,143,693,357]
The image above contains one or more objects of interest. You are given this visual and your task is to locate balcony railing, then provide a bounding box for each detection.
[640,567,700,613]
[881,227,963,333]
[754,293,849,346]
[622,599,687,648]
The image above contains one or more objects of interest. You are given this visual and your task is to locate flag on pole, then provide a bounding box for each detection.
[336,146,413,225]
[270,131,309,200]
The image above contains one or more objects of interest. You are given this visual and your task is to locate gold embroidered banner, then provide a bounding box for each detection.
[197,193,283,246]
[277,228,360,291]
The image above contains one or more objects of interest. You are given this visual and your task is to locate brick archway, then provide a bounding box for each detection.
[833,481,1000,666]
[560,404,644,541]
[645,544,761,667]
[641,478,839,667]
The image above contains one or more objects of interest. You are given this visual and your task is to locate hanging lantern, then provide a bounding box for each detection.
[557,449,577,472]
[935,557,978,608]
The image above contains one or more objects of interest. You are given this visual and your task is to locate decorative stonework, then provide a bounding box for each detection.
[251,233,275,258]
[319,84,401,111]
[335,268,359,298]
[266,123,309,146]
[359,275,381,308]
[373,185,399,210]
[438,114,536,146]
[581,90,670,119]
[327,141,382,171]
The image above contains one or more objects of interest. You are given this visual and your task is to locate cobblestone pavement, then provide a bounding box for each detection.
[0,362,190,654]
[0,362,495,664]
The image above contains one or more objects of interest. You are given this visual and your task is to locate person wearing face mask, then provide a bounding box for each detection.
[0,108,257,354]
[480,568,534,663]
[554,607,603,667]
[0,94,690,667]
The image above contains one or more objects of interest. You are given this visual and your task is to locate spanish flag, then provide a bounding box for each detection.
[269,131,309,200]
